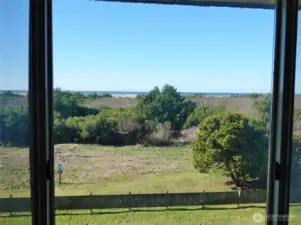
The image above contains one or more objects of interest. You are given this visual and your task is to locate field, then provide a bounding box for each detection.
[1,144,301,225]
[0,145,231,197]
[3,94,301,111]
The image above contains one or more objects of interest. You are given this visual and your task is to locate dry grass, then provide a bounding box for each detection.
[0,147,30,190]
[0,96,27,107]
[87,96,137,108]
[0,144,232,197]
[143,123,171,146]
[53,144,191,179]
[86,96,261,112]
[177,127,199,145]
[4,95,301,111]
[187,96,258,114]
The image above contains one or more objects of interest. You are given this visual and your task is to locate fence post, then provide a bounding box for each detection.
[166,191,169,209]
[90,192,93,214]
[202,190,205,210]
[129,191,131,211]
[237,187,241,208]
[9,194,12,217]
[58,173,62,185]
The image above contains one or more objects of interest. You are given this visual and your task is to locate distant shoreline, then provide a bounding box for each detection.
[0,90,271,98]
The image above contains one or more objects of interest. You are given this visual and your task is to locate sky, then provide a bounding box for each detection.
[0,0,300,93]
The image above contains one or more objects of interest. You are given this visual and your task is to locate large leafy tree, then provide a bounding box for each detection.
[192,112,269,188]
[136,84,196,131]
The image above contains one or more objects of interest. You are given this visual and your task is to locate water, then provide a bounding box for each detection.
[0,90,266,97]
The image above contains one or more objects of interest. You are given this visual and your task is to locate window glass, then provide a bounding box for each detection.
[52,2,275,224]
[289,9,301,225]
[0,1,31,224]
[0,1,277,225]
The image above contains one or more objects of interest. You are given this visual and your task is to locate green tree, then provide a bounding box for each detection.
[253,95,271,130]
[136,84,196,131]
[53,88,97,118]
[184,105,225,129]
[0,106,29,146]
[192,112,269,188]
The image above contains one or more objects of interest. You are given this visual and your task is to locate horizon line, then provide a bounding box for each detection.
[0,89,272,94]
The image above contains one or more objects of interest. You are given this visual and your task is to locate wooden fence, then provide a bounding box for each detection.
[0,190,271,213]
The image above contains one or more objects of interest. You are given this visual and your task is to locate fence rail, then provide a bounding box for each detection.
[0,190,272,213]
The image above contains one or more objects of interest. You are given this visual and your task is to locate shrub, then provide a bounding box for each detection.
[247,93,263,99]
[136,84,196,131]
[79,114,123,145]
[100,93,113,98]
[230,94,241,98]
[0,106,29,146]
[64,116,86,143]
[177,126,199,145]
[252,95,271,131]
[184,105,225,129]
[117,117,144,145]
[192,112,269,188]
[143,122,171,146]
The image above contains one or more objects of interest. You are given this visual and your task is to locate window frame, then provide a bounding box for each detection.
[266,0,298,224]
[26,0,299,224]
[28,0,54,224]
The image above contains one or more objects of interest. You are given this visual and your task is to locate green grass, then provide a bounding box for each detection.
[0,144,299,224]
[1,204,301,225]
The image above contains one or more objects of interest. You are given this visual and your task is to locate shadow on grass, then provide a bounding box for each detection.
[0,205,268,218]
[56,182,94,186]
[0,214,31,218]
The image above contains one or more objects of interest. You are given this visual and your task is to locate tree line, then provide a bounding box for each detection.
[0,85,197,146]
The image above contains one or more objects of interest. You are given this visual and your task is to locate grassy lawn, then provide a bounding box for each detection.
[1,144,299,224]
[1,204,301,225]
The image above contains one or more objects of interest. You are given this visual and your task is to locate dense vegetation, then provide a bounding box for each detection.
[0,85,197,146]
[0,91,22,98]
[192,112,269,189]
[1,86,301,190]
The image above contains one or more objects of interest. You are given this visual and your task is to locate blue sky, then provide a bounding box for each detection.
[1,0,300,93]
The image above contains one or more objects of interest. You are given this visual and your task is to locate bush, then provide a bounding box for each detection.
[0,106,29,146]
[117,117,144,145]
[54,88,97,119]
[143,122,171,146]
[136,84,196,131]
[53,108,144,146]
[177,126,199,145]
[252,95,271,131]
[64,116,86,143]
[79,114,123,145]
[0,91,21,98]
[247,93,263,99]
[192,112,269,188]
[184,105,225,129]
[100,93,112,98]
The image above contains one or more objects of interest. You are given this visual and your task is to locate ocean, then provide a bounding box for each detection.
[1,90,265,97]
